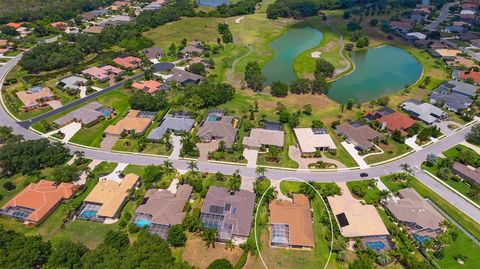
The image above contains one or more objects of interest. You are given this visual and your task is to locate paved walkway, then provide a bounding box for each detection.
[75,159,102,185]
[79,86,102,98]
[288,146,345,169]
[341,142,369,168]
[240,176,254,192]
[167,178,179,193]
[405,135,422,151]
[243,148,258,168]
[169,135,181,160]
[101,162,128,182]
[325,21,351,77]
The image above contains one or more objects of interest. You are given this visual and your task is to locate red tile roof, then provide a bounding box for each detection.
[458,70,480,84]
[6,22,23,29]
[376,112,415,136]
[113,56,141,69]
[132,80,162,93]
[1,180,75,223]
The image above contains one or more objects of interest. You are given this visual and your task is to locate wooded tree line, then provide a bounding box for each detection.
[0,0,114,23]
[266,0,338,19]
[0,228,193,269]
[0,129,70,176]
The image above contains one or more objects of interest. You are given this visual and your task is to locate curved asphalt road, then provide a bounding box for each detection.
[1,53,479,224]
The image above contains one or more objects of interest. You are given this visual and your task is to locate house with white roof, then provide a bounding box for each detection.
[293,128,336,155]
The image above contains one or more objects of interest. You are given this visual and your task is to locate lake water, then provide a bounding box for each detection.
[327,45,422,104]
[262,27,323,85]
[197,0,229,6]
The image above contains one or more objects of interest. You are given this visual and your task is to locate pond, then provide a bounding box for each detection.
[327,45,422,104]
[197,0,229,6]
[262,27,323,85]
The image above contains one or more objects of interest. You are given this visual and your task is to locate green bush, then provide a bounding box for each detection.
[3,181,16,191]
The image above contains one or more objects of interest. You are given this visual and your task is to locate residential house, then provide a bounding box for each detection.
[364,107,415,136]
[98,15,132,27]
[448,56,477,68]
[197,110,238,148]
[456,70,480,85]
[242,128,284,150]
[269,194,314,249]
[165,68,203,85]
[436,80,477,97]
[83,25,104,34]
[384,188,445,240]
[293,128,337,154]
[200,187,255,244]
[5,22,24,29]
[133,184,193,238]
[0,180,75,225]
[452,162,480,186]
[181,41,204,56]
[81,9,110,21]
[78,174,139,221]
[143,0,166,11]
[82,65,124,81]
[53,102,113,127]
[108,1,130,11]
[132,80,168,93]
[144,47,164,60]
[389,20,413,33]
[113,56,142,69]
[50,22,68,31]
[444,25,467,33]
[147,113,195,141]
[15,87,54,110]
[335,121,382,151]
[152,62,175,73]
[57,75,88,92]
[431,48,461,60]
[105,110,154,136]
[429,89,473,113]
[328,183,392,251]
[401,99,446,125]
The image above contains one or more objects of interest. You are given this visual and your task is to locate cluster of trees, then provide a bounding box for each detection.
[181,79,235,109]
[129,90,169,111]
[349,31,370,48]
[19,43,85,73]
[467,123,480,146]
[203,0,262,18]
[0,137,70,176]
[0,228,193,269]
[244,61,265,92]
[0,0,113,23]
[266,0,338,19]
[217,23,233,43]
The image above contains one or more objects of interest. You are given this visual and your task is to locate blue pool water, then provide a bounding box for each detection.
[80,210,97,218]
[413,234,431,243]
[365,241,385,250]
[207,115,219,122]
[135,219,151,227]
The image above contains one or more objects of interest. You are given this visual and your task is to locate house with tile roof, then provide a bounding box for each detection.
[133,184,193,238]
[384,188,445,239]
[78,174,139,221]
[452,162,480,186]
[144,47,164,60]
[435,80,478,97]
[293,128,337,154]
[335,121,383,151]
[365,107,415,136]
[132,80,168,93]
[200,187,255,244]
[57,75,88,93]
[269,194,314,249]
[15,87,55,111]
[242,128,284,150]
[113,56,142,69]
[53,102,113,127]
[82,65,123,81]
[0,180,75,224]
[147,113,195,141]
[456,70,480,84]
[105,110,154,136]
[197,110,238,148]
[429,89,473,113]
[165,68,203,85]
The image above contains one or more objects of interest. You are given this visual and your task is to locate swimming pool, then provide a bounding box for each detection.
[207,115,220,122]
[135,219,151,227]
[365,241,385,250]
[80,210,97,218]
[413,234,431,243]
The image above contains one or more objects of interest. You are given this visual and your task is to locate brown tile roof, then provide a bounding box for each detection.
[452,162,480,185]
[242,128,284,148]
[1,180,75,223]
[105,110,152,135]
[135,185,193,226]
[16,87,54,108]
[335,123,382,149]
[84,173,139,218]
[269,194,314,248]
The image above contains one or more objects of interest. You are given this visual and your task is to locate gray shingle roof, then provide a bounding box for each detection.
[165,69,202,85]
[430,90,473,112]
[147,114,195,140]
[438,80,478,97]
[53,102,110,126]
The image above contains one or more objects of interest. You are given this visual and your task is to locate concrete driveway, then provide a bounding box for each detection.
[197,140,219,161]
[43,122,81,143]
[243,148,258,168]
[288,146,345,169]
[101,163,128,182]
[436,120,460,136]
[341,142,369,169]
[405,135,422,151]
[169,135,182,160]
[100,135,119,151]
[46,100,62,109]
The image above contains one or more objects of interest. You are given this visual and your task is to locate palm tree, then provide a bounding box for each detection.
[228,176,241,194]
[202,228,217,248]
[188,161,198,173]
[400,163,413,176]
[225,240,235,251]
[255,166,266,179]
[162,160,174,174]
[468,186,480,201]
[232,169,241,179]
[300,182,317,200]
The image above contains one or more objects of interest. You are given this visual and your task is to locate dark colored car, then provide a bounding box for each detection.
[360,172,369,177]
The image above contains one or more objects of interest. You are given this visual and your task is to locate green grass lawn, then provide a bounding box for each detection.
[256,126,299,168]
[346,180,383,204]
[443,144,480,165]
[380,174,480,241]
[364,138,411,164]
[89,161,118,179]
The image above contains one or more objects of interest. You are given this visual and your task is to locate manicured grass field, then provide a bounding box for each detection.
[346,179,383,204]
[364,138,412,164]
[443,144,480,163]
